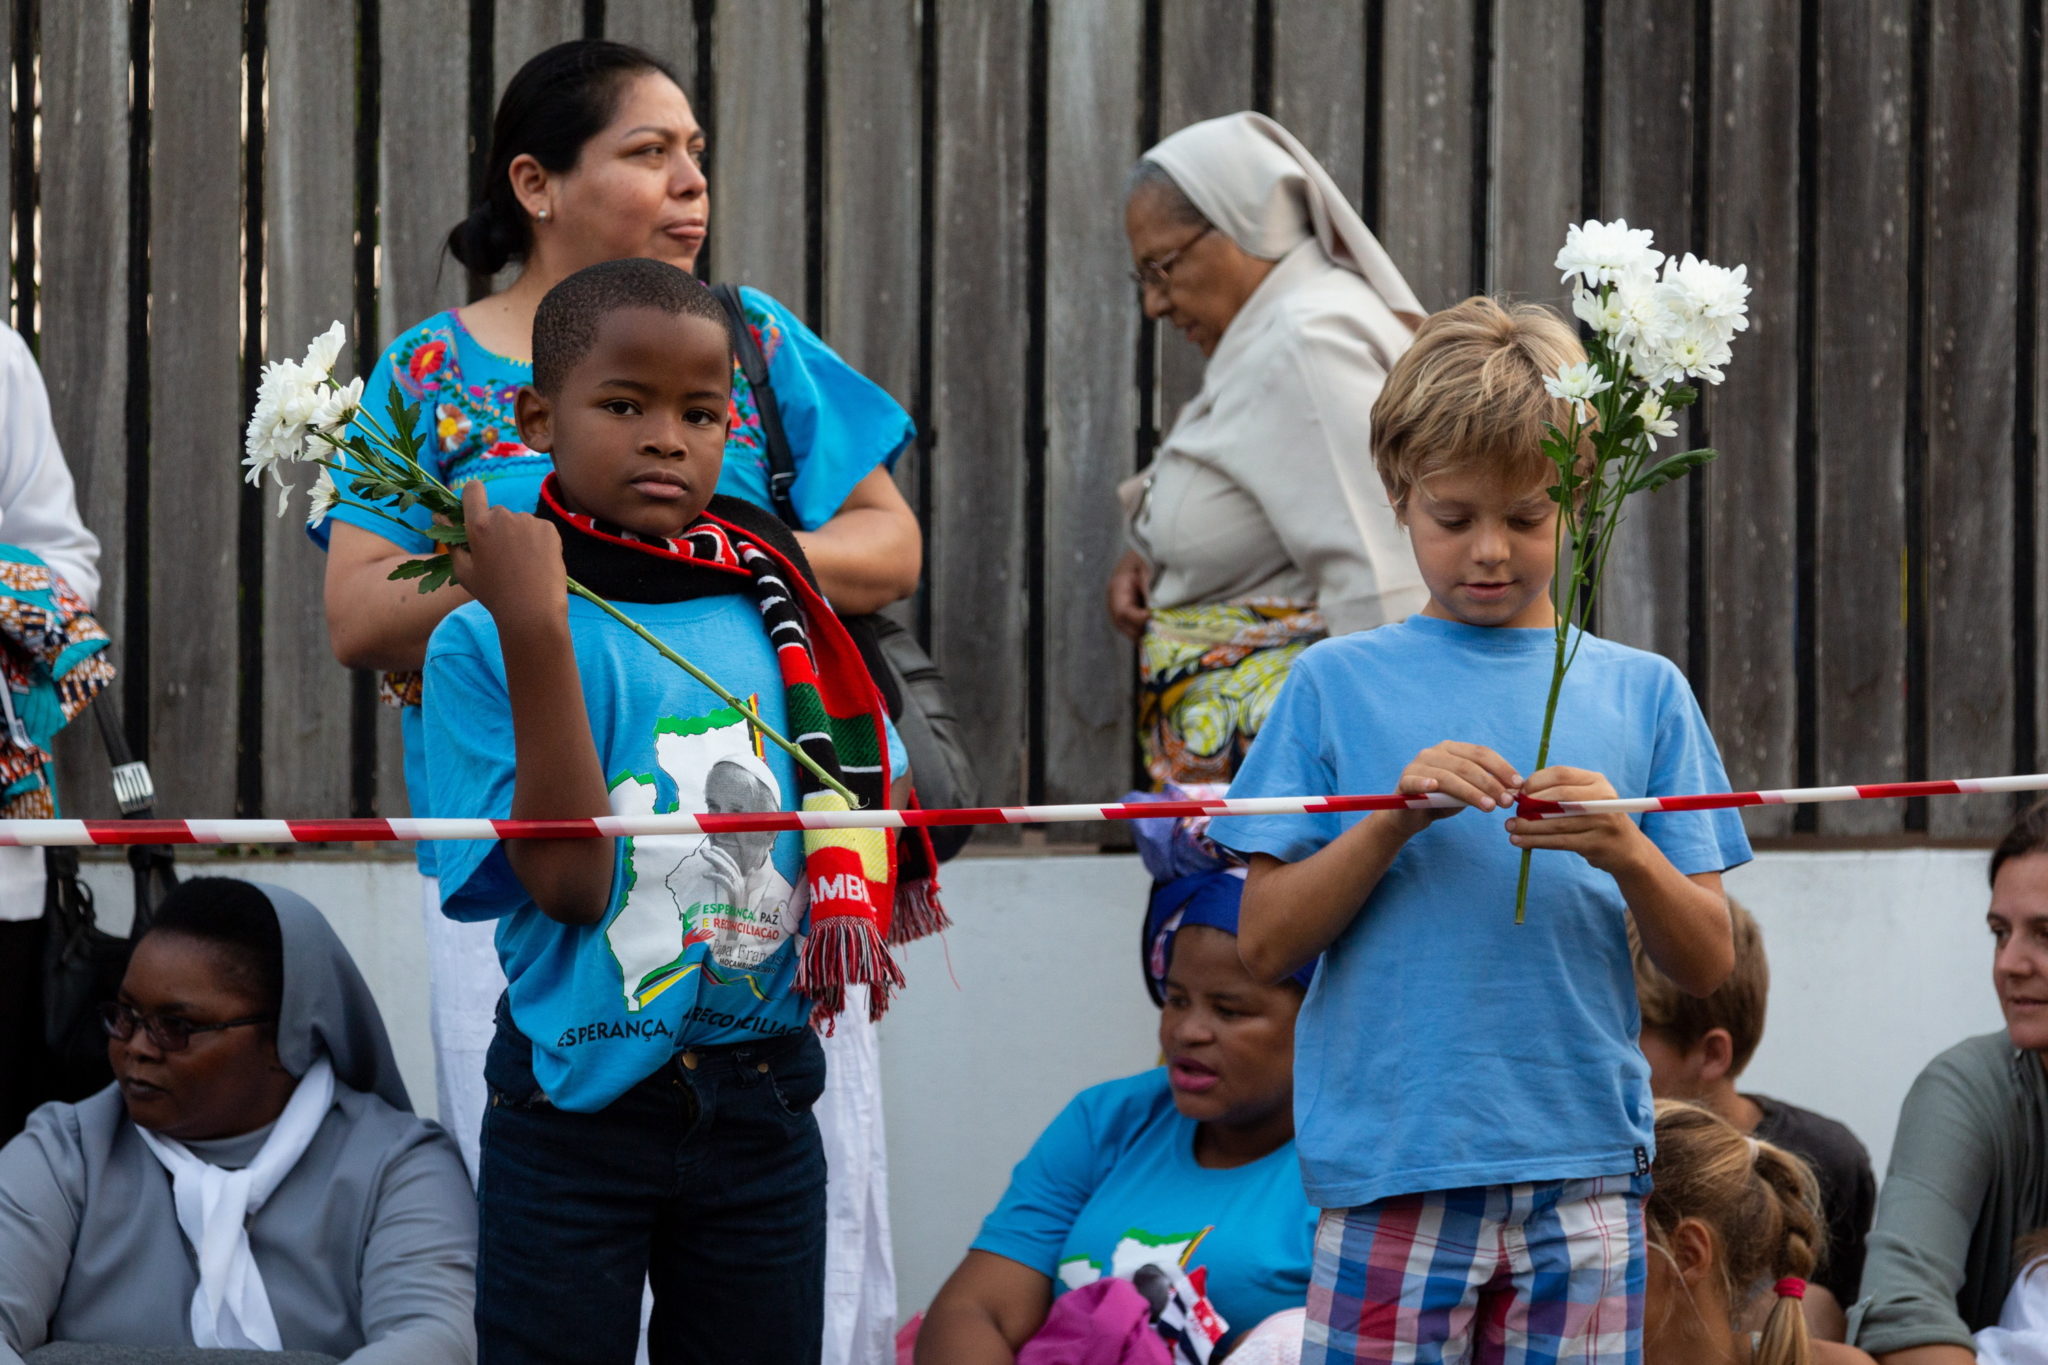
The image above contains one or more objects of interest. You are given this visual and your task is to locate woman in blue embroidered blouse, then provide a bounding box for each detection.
[313,40,919,1362]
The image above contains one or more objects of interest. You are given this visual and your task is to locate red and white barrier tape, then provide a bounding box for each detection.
[2,773,2045,847]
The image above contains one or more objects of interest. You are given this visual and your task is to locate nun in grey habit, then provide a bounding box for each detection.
[0,880,476,1364]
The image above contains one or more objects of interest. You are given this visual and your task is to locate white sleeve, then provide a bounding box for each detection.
[0,327,101,607]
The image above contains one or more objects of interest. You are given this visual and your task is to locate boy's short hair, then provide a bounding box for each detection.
[1633,900,1767,1075]
[1370,295,1587,510]
[531,257,733,395]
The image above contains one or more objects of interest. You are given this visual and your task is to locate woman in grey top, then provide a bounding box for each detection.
[1853,801,2048,1362]
[0,879,476,1364]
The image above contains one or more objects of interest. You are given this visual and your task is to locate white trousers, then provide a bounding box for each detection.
[418,878,896,1365]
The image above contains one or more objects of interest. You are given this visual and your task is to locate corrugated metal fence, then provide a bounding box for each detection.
[5,0,2044,843]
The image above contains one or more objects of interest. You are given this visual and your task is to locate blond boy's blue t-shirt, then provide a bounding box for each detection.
[1208,615,1751,1209]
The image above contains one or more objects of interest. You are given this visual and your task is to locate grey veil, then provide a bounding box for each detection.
[258,882,411,1111]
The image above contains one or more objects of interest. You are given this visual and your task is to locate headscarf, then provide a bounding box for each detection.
[134,880,410,1349]
[1141,111,1424,327]
[1143,868,1315,1003]
[261,880,412,1110]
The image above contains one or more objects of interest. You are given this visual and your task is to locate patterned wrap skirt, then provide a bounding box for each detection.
[1138,598,1326,787]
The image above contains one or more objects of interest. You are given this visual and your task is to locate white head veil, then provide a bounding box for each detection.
[1141,111,1424,327]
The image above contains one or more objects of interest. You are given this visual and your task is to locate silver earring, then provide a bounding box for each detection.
[537,208,551,222]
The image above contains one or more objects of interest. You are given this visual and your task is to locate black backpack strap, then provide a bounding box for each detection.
[711,283,801,529]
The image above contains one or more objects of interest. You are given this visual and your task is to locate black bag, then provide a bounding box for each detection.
[40,699,176,1070]
[712,284,979,860]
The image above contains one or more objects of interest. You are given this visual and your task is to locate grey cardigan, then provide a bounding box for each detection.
[1852,1032,2048,1354]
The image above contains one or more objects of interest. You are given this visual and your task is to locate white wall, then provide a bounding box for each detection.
[84,845,2008,1326]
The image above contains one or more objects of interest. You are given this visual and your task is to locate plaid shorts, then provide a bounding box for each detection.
[1304,1172,1648,1365]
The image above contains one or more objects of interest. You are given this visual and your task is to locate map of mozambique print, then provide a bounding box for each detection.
[603,704,801,1012]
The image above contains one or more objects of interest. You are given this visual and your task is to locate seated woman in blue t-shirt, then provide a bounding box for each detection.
[916,871,1316,1361]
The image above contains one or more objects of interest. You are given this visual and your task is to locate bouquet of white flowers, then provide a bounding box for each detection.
[1515,220,1750,922]
[244,322,855,804]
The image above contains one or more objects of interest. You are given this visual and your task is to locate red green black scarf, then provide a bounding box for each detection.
[538,475,946,1026]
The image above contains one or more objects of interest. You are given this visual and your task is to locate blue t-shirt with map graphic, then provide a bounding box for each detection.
[424,591,825,1112]
[972,1068,1315,1340]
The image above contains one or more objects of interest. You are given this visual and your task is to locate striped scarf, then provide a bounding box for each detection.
[539,476,945,1025]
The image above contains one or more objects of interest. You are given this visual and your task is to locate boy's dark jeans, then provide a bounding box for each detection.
[474,1003,828,1365]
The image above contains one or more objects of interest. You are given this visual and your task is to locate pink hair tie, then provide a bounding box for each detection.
[1775,1277,1807,1300]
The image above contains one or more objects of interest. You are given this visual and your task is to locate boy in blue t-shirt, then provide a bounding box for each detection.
[1209,296,1751,1365]
[423,257,909,1364]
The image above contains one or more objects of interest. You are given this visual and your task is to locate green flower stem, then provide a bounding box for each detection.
[325,492,430,539]
[1514,405,1592,925]
[563,579,860,808]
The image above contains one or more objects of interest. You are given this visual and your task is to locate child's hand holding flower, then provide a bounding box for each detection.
[1505,767,1650,875]
[447,480,568,628]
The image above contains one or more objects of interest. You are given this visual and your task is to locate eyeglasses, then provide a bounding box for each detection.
[99,1000,275,1053]
[1128,224,1213,291]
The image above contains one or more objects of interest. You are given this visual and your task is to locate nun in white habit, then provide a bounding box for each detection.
[0,879,475,1364]
[1110,111,1431,786]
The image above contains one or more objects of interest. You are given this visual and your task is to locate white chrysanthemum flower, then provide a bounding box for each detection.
[1660,254,1749,319]
[301,320,347,377]
[1660,330,1734,386]
[1555,218,1663,289]
[1571,285,1627,336]
[1611,280,1676,356]
[1637,396,1679,445]
[309,375,364,436]
[1544,361,1611,403]
[305,467,341,529]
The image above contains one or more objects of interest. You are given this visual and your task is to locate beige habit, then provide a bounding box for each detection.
[1127,112,1430,634]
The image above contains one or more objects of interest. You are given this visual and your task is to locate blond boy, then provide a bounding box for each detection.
[1210,297,1749,1365]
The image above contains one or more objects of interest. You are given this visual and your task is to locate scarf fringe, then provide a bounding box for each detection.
[798,916,907,1032]
[887,873,949,946]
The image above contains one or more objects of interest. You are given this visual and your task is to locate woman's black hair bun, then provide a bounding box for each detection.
[446,199,518,277]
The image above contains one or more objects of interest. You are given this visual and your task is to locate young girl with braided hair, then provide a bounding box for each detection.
[1646,1099,1877,1365]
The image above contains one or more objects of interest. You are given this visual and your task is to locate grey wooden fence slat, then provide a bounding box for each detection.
[379,0,470,346]
[262,0,359,821]
[148,0,243,817]
[493,0,585,113]
[2031,31,2048,806]
[2039,21,2048,800]
[1924,0,2022,838]
[42,0,128,819]
[375,0,474,819]
[822,0,918,404]
[1043,0,1142,819]
[822,0,921,514]
[1813,0,1910,835]
[711,0,810,318]
[1488,0,1580,304]
[1701,0,1801,837]
[602,0,698,67]
[1589,4,1694,668]
[1153,2,1257,439]
[929,2,1032,810]
[1269,0,1367,212]
[1378,0,1477,309]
